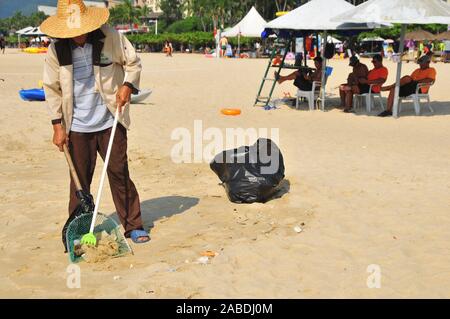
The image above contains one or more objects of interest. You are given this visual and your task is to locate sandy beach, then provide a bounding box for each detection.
[0,48,449,298]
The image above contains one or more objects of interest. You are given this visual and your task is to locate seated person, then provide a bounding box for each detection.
[275,56,323,92]
[339,56,369,112]
[378,55,436,117]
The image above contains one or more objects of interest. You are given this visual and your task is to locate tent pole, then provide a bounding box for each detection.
[393,24,407,118]
[238,33,241,57]
[320,30,328,111]
[303,34,307,67]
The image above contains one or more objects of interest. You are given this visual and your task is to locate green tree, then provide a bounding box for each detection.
[160,0,185,25]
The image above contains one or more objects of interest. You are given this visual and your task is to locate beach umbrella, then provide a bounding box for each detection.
[327,36,343,44]
[16,26,34,48]
[23,27,46,37]
[361,37,385,42]
[405,29,436,41]
[435,30,450,40]
[332,0,450,118]
[265,0,388,110]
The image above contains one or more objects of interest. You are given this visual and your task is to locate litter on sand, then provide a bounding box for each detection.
[73,231,120,263]
[197,256,210,265]
[201,250,219,258]
[294,226,303,233]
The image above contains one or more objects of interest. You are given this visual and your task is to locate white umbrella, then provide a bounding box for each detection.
[265,0,384,30]
[361,37,385,42]
[265,0,388,110]
[332,0,450,118]
[23,27,46,37]
[16,26,34,48]
[327,36,342,44]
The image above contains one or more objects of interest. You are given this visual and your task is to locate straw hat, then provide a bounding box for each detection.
[40,0,110,39]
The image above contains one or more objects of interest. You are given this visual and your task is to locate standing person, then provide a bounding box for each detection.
[378,55,436,117]
[168,41,173,57]
[220,36,228,57]
[0,35,6,54]
[339,56,369,112]
[41,0,150,244]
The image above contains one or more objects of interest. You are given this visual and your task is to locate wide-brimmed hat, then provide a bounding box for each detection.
[40,0,109,39]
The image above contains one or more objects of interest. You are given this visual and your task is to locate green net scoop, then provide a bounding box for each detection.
[65,213,133,263]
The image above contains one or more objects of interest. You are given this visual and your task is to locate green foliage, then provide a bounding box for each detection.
[0,11,47,34]
[165,17,203,33]
[108,0,141,25]
[127,31,215,50]
[160,0,185,25]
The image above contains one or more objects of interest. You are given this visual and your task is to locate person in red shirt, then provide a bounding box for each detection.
[378,55,436,117]
[340,54,388,113]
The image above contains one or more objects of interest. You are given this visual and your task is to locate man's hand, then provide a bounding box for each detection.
[53,124,68,152]
[116,85,132,113]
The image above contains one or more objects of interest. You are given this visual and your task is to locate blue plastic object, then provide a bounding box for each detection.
[19,88,46,101]
[325,66,333,77]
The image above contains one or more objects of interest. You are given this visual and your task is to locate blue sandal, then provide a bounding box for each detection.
[130,230,150,244]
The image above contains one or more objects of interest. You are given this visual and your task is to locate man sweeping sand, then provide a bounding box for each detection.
[41,0,149,243]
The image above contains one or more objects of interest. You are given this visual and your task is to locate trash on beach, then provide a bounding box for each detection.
[66,213,133,263]
[113,276,121,281]
[201,250,219,258]
[294,226,303,234]
[197,256,210,265]
[210,138,285,204]
[74,231,120,263]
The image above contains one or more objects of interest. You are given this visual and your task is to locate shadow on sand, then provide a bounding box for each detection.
[292,97,450,117]
[109,196,199,229]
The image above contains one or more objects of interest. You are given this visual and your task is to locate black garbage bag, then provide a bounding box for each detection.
[210,138,285,204]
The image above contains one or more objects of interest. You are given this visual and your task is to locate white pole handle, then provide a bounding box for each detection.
[89,107,121,233]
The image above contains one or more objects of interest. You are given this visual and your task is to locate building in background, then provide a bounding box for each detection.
[134,0,162,13]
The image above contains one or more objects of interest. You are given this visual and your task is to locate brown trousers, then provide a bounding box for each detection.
[68,124,143,237]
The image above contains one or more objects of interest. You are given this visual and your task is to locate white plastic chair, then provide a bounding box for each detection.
[296,67,333,111]
[398,82,434,116]
[353,84,385,113]
[296,81,322,111]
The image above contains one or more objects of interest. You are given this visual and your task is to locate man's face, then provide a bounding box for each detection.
[72,34,88,46]
[419,62,430,70]
[372,59,381,68]
[314,60,321,69]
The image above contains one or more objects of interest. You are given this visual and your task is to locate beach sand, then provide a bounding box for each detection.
[0,48,449,298]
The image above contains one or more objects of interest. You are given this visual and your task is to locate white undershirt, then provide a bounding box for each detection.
[71,43,114,133]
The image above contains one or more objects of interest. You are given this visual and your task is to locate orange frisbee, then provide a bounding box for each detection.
[221,108,241,116]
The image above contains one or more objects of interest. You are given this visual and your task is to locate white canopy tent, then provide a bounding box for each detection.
[222,7,267,38]
[361,37,385,42]
[328,36,342,44]
[16,26,34,48]
[265,0,387,110]
[222,6,267,56]
[23,27,45,37]
[332,0,450,118]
